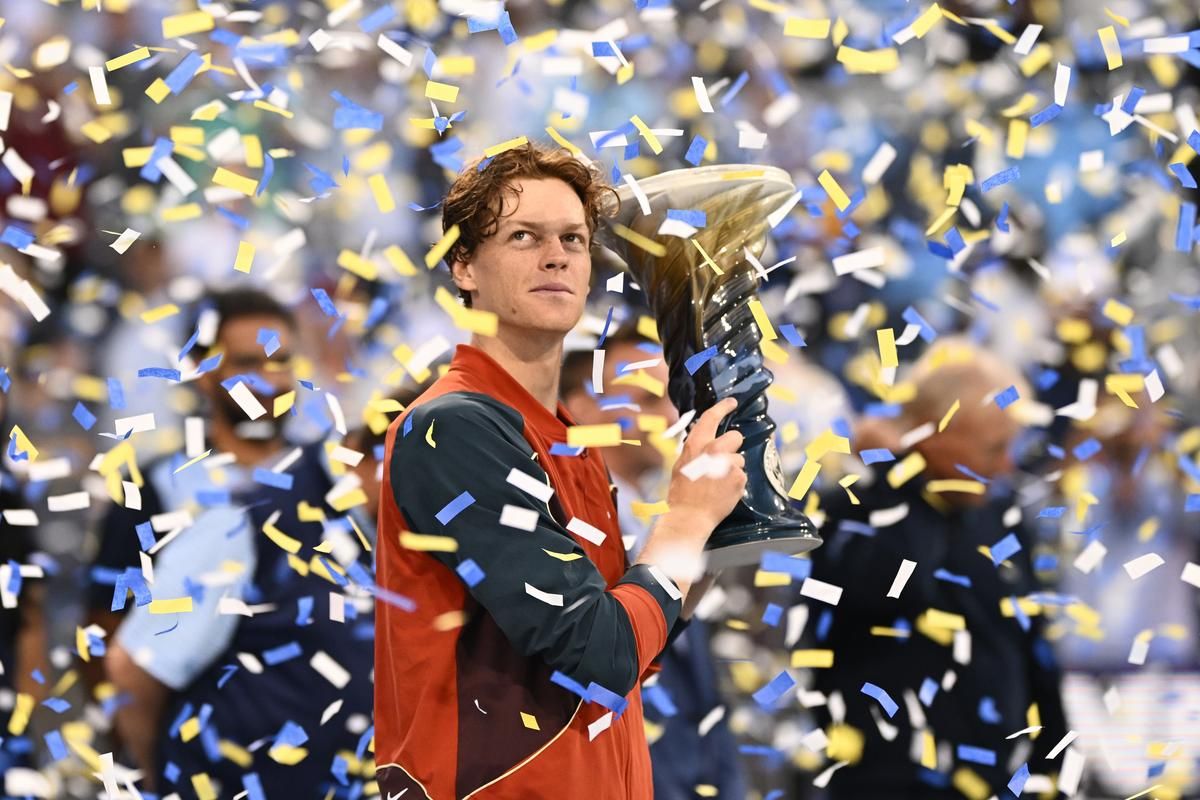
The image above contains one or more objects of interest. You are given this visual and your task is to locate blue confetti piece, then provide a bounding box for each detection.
[136,522,156,551]
[643,683,677,717]
[981,166,1020,192]
[242,773,267,800]
[263,642,303,666]
[138,367,182,381]
[311,288,339,317]
[257,153,274,197]
[274,720,309,747]
[1008,763,1030,796]
[933,569,971,588]
[1011,594,1031,631]
[591,41,616,57]
[901,306,937,342]
[1186,494,1200,513]
[762,603,783,627]
[456,558,485,587]
[1030,103,1063,127]
[164,52,204,94]
[978,696,1002,723]
[945,227,966,254]
[334,105,384,131]
[107,378,126,409]
[860,682,899,717]
[1175,202,1196,252]
[666,209,706,227]
[1189,130,1200,154]
[684,135,707,166]
[1120,87,1145,114]
[72,402,96,431]
[62,81,78,94]
[990,533,1022,565]
[753,671,796,708]
[1072,437,1102,461]
[954,463,991,484]
[721,70,750,107]
[0,367,9,393]
[550,670,589,699]
[864,402,901,417]
[42,697,70,713]
[296,596,313,626]
[685,346,718,375]
[994,384,1020,409]
[138,137,174,183]
[436,491,475,525]
[957,745,996,766]
[402,415,414,437]
[859,448,895,465]
[44,730,69,762]
[195,353,223,374]
[497,10,518,43]
[996,201,1011,232]
[0,225,34,249]
[759,551,812,580]
[1038,506,1066,519]
[778,324,806,347]
[1034,554,1058,571]
[331,754,350,785]
[359,4,397,32]
[918,677,938,706]
[1036,368,1060,390]
[1170,163,1198,189]
[252,468,294,492]
[217,664,238,689]
[586,681,629,715]
[549,442,583,457]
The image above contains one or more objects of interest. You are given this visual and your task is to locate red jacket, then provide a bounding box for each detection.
[374,344,682,799]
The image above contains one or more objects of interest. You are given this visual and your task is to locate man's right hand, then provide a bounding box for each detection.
[666,397,748,533]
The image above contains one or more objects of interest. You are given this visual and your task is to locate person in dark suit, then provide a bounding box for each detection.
[804,338,1068,800]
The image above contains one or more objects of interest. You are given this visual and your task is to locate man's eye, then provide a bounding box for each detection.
[564,233,585,245]
[512,231,531,241]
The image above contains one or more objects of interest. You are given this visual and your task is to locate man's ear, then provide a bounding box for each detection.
[449,258,476,296]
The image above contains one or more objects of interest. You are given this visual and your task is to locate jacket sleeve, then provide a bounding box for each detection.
[389,394,683,697]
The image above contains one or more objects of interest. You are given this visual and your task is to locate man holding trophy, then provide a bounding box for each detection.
[374,142,815,797]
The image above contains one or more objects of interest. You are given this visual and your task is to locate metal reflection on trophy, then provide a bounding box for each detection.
[599,165,822,569]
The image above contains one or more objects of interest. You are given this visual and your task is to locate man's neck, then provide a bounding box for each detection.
[471,330,564,414]
[209,420,285,467]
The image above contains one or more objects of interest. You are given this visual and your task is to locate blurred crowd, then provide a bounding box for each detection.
[1,0,1200,797]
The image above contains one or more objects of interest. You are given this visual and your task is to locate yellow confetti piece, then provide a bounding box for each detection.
[6,693,32,735]
[612,369,665,398]
[520,712,540,731]
[425,420,437,448]
[162,10,214,39]
[1098,26,1123,70]
[938,399,960,432]
[330,489,368,513]
[437,55,476,75]
[80,121,113,144]
[1137,516,1158,542]
[180,717,201,742]
[1102,298,1134,326]
[162,203,203,222]
[273,391,295,418]
[484,136,529,158]
[403,534,458,554]
[631,500,670,520]
[636,315,661,343]
[748,299,777,340]
[616,61,635,85]
[253,99,294,118]
[887,452,926,488]
[1006,119,1029,159]
[1019,44,1053,77]
[75,627,90,663]
[170,126,204,146]
[192,100,225,121]
[264,519,302,554]
[754,570,792,588]
[783,18,831,38]
[838,473,860,505]
[368,174,396,213]
[543,549,583,562]
[338,249,379,281]
[140,303,180,324]
[910,3,944,38]
[630,115,663,155]
[760,338,789,366]
[921,730,937,769]
[978,20,1016,44]
[544,126,581,155]
[791,649,834,668]
[268,744,308,765]
[212,167,258,197]
[695,786,718,799]
[805,428,852,461]
[425,224,460,268]
[817,170,851,211]
[567,423,624,448]
[1104,7,1129,27]
[952,768,990,800]
[105,46,151,71]
[424,80,460,103]
[877,328,898,368]
[870,626,911,638]
[836,46,899,74]
[926,479,986,495]
[1110,231,1127,248]
[234,241,255,274]
[690,239,724,276]
[923,608,966,630]
[787,459,822,501]
[611,223,666,258]
[384,245,418,276]
[243,135,263,168]
[122,147,154,167]
[172,450,212,475]
[219,740,253,768]
[148,597,194,614]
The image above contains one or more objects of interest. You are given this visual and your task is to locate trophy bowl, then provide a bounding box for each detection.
[598,164,821,570]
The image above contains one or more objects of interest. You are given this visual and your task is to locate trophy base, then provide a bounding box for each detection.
[704,522,823,570]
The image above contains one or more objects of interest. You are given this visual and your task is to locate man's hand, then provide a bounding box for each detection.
[106,642,170,791]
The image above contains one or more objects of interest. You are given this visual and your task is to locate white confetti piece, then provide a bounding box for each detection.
[1013,24,1043,55]
[310,651,351,689]
[1073,540,1107,574]
[89,65,112,106]
[122,481,142,510]
[159,156,198,196]
[218,597,254,616]
[1046,730,1078,760]
[605,273,624,293]
[862,142,897,185]
[184,417,205,458]
[813,760,850,789]
[499,504,539,531]
[1056,378,1098,421]
[691,76,714,113]
[952,631,971,665]
[567,517,606,546]
[109,228,140,254]
[767,189,804,228]
[697,705,725,737]
[621,173,651,216]
[1078,150,1104,172]
[785,604,810,647]
[506,467,554,503]
[588,711,613,741]
[887,559,917,598]
[1122,552,1164,579]
[800,577,842,606]
[47,492,90,512]
[228,381,267,420]
[646,565,683,601]
[1005,724,1043,740]
[1103,685,1121,714]
[591,348,606,394]
[326,392,347,436]
[0,91,11,131]
[1053,63,1071,106]
[0,262,51,321]
[525,583,563,606]
[869,503,909,528]
[1143,34,1190,53]
[801,727,829,751]
[899,422,936,449]
[320,699,343,725]
[329,446,364,467]
[27,458,70,482]
[1,509,37,526]
[1127,633,1151,665]
[833,246,886,275]
[237,652,264,674]
[377,33,413,65]
[1182,562,1200,588]
[115,413,156,437]
[1059,747,1085,795]
[329,592,345,623]
[763,92,801,128]
[4,767,52,798]
[151,510,194,532]
[1145,369,1164,402]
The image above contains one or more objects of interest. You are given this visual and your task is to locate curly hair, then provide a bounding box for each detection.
[441,142,618,307]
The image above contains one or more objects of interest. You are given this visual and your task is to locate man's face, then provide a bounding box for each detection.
[565,341,679,481]
[201,315,296,439]
[917,404,1020,507]
[451,178,592,337]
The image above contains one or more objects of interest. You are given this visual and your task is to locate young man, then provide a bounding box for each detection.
[376,142,748,798]
[99,289,375,798]
[561,327,745,800]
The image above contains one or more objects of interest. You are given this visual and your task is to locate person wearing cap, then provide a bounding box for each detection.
[374,142,747,798]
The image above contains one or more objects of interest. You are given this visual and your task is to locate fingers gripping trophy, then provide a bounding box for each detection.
[599,165,822,569]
